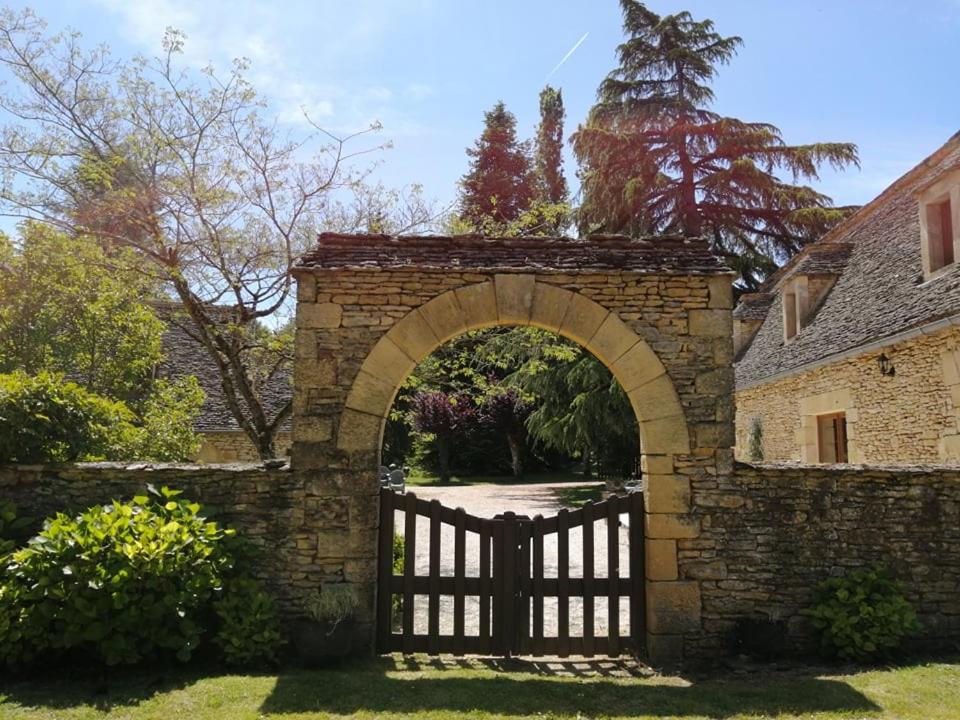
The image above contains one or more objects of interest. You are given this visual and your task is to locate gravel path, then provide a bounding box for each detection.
[395,482,637,642]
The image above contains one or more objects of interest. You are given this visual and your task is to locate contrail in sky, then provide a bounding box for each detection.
[545,31,589,81]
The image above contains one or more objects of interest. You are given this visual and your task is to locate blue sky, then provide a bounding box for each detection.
[8,0,960,219]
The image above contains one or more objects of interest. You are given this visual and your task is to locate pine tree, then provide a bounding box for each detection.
[534,86,568,206]
[458,101,534,228]
[572,0,860,288]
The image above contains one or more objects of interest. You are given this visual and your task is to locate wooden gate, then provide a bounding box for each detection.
[376,488,645,657]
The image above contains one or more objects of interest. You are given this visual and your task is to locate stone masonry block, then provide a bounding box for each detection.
[336,409,383,452]
[647,581,702,634]
[641,453,675,476]
[294,416,334,443]
[297,302,342,329]
[611,341,666,392]
[559,292,609,346]
[296,273,317,303]
[645,474,691,514]
[588,312,639,366]
[495,273,536,323]
[344,370,398,418]
[707,275,733,309]
[388,309,440,362]
[455,281,499,329]
[640,415,691,455]
[628,375,684,422]
[645,633,684,667]
[645,513,700,539]
[418,289,468,343]
[359,337,417,388]
[688,308,732,338]
[645,538,678,581]
[530,282,573,332]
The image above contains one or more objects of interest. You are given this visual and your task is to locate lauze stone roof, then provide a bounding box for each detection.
[297,233,729,274]
[736,132,960,388]
[158,307,292,433]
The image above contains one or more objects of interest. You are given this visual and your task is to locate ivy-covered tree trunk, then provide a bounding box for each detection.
[507,433,523,478]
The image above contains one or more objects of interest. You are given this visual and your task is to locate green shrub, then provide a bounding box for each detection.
[0,486,281,668]
[213,575,283,666]
[803,565,919,661]
[305,584,359,628]
[392,533,404,620]
[0,371,135,463]
[0,501,31,557]
[129,377,205,462]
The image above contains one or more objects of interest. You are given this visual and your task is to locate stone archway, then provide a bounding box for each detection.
[291,233,735,665]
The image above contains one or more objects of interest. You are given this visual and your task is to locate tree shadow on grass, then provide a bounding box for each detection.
[258,656,881,719]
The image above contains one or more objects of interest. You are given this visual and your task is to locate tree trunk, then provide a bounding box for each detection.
[582,446,593,478]
[437,436,451,484]
[507,434,523,478]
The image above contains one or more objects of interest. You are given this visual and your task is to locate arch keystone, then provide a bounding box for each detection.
[495,274,535,323]
[418,289,468,343]
[530,282,573,332]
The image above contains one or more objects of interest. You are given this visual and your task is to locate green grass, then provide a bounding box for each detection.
[553,482,606,508]
[404,470,586,487]
[1,656,958,719]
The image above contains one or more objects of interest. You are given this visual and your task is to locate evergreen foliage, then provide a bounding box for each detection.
[572,0,860,288]
[534,86,569,217]
[458,102,535,229]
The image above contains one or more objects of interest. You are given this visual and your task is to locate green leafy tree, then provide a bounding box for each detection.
[572,0,859,288]
[131,377,205,461]
[458,101,535,229]
[0,10,435,458]
[0,223,163,402]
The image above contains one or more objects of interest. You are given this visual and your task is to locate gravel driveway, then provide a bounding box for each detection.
[394,481,637,643]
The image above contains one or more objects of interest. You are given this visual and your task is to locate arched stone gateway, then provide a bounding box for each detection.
[291,233,735,665]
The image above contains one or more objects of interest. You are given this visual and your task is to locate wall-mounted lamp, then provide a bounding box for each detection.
[877,353,896,377]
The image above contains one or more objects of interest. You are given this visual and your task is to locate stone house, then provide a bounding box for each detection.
[734,131,960,464]
[158,307,292,462]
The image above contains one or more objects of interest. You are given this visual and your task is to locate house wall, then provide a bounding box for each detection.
[735,324,960,465]
[196,431,292,463]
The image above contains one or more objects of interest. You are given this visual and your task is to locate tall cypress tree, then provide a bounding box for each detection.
[572,0,860,288]
[534,86,568,205]
[458,101,534,228]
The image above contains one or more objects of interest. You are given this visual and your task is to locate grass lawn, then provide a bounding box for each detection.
[1,655,958,720]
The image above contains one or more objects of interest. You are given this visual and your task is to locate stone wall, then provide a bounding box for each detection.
[735,325,960,465]
[0,463,378,647]
[685,461,960,658]
[294,263,736,663]
[195,431,292,463]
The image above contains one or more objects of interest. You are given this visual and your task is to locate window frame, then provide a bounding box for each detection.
[919,172,960,280]
[816,411,848,464]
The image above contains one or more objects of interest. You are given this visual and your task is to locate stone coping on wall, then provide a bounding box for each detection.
[736,460,960,475]
[295,232,733,275]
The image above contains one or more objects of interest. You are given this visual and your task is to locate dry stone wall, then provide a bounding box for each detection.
[0,462,379,649]
[685,461,960,658]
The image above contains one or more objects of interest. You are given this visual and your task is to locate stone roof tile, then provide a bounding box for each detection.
[736,132,960,389]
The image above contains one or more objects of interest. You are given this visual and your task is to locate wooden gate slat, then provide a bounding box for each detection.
[428,499,442,655]
[492,519,505,654]
[607,497,620,657]
[453,507,466,655]
[557,508,570,658]
[518,519,531,655]
[532,514,545,656]
[479,521,492,652]
[582,501,595,657]
[501,512,517,657]
[376,488,395,652]
[402,491,417,654]
[629,490,645,649]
